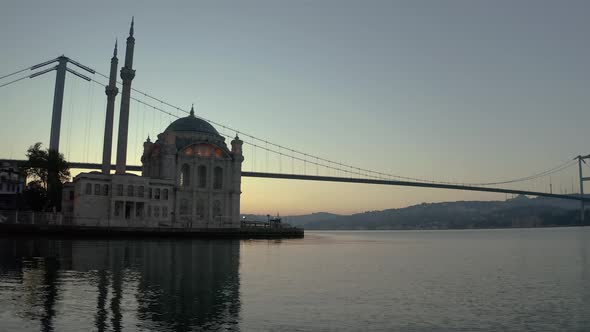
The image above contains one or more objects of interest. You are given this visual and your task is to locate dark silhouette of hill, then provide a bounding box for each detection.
[251,196,587,230]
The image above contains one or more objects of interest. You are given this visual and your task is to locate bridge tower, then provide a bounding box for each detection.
[29,56,95,153]
[101,41,119,174]
[578,154,590,223]
[115,17,136,174]
[48,56,68,152]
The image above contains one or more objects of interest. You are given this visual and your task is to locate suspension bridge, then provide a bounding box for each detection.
[1,55,590,218]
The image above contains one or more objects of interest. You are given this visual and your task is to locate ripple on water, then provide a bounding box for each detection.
[0,229,589,331]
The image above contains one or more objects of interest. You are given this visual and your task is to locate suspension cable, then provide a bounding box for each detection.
[0,75,29,88]
[0,66,33,81]
[4,59,579,187]
[87,72,579,187]
[0,58,58,87]
[470,159,578,186]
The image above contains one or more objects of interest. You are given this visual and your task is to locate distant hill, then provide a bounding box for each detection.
[256,196,588,230]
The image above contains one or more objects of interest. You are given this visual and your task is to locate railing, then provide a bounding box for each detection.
[176,215,235,229]
[0,210,70,225]
[241,219,299,230]
[0,210,238,229]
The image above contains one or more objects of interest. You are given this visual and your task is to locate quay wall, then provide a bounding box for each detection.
[0,210,303,239]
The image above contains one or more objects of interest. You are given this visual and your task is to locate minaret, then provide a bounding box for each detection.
[231,134,243,156]
[230,134,244,227]
[141,135,153,177]
[115,17,136,174]
[101,40,119,174]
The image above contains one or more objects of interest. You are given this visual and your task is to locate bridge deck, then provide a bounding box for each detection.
[3,160,588,202]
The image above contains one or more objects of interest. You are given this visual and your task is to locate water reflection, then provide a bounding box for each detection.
[95,269,109,332]
[40,257,59,332]
[0,238,240,332]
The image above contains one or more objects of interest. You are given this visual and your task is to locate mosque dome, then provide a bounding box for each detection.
[165,107,220,136]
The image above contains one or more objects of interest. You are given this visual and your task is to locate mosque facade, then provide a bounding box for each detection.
[61,20,244,229]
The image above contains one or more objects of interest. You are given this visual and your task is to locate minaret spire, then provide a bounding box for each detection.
[101,39,120,174]
[123,18,135,69]
[115,18,137,174]
[190,103,195,117]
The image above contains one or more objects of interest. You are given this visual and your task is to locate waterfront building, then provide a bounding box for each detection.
[61,20,244,229]
[0,161,25,209]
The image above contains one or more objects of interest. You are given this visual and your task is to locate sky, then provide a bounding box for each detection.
[1,0,589,215]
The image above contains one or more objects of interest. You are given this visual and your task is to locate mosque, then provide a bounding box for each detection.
[61,20,244,229]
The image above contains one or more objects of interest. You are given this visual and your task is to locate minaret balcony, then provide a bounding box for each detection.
[105,86,119,97]
[120,67,135,81]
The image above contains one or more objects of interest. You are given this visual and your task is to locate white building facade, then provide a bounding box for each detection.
[0,161,25,210]
[62,112,244,229]
[0,161,24,195]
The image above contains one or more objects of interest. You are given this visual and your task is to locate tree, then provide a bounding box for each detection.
[22,180,47,211]
[20,142,70,211]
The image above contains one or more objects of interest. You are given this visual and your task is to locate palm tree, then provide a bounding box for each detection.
[20,142,70,211]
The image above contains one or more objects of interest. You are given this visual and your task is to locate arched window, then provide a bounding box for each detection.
[213,166,223,189]
[138,186,145,198]
[155,188,161,200]
[163,189,169,200]
[127,185,134,197]
[117,184,123,196]
[103,184,109,196]
[94,184,101,195]
[213,200,222,217]
[85,183,92,195]
[198,165,207,188]
[180,164,190,187]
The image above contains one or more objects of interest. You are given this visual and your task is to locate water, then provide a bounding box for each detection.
[1,228,589,331]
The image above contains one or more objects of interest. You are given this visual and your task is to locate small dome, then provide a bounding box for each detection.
[165,112,220,135]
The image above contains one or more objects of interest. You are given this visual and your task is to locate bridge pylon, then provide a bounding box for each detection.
[29,56,96,153]
[577,154,590,224]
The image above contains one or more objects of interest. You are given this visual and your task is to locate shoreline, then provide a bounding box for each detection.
[303,224,588,232]
[0,223,304,239]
